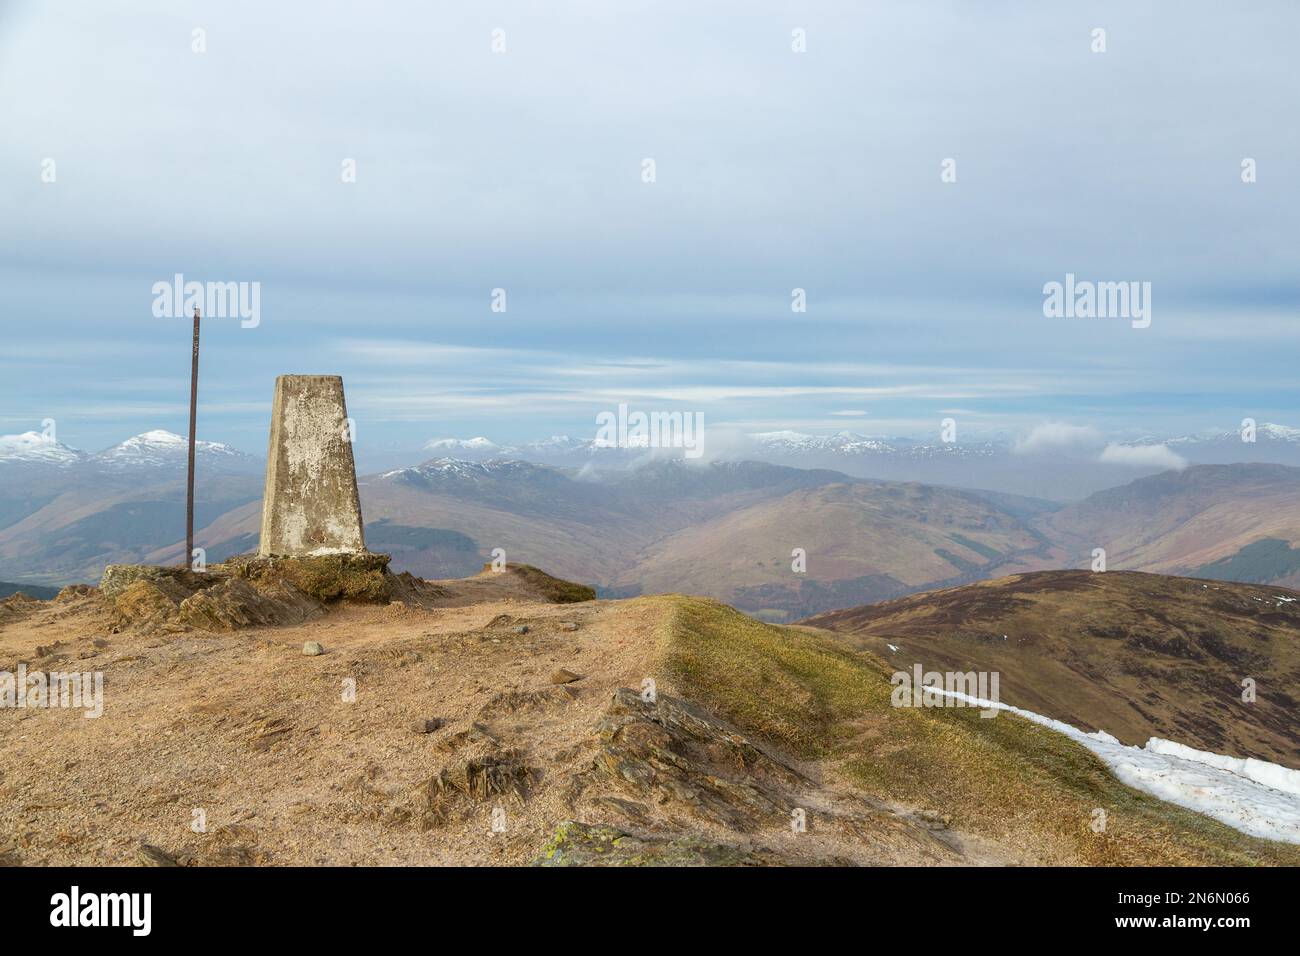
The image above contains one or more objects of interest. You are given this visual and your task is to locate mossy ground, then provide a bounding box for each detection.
[533,821,767,866]
[643,594,1300,866]
[226,553,391,603]
[493,564,597,604]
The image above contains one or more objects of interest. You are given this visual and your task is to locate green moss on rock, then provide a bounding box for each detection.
[532,821,769,867]
[485,564,596,604]
[224,553,392,603]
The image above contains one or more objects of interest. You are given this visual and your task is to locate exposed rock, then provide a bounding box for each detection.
[100,564,211,602]
[477,686,578,719]
[549,668,582,685]
[415,749,539,828]
[0,593,42,627]
[247,715,293,750]
[111,580,183,629]
[575,688,806,832]
[513,624,530,634]
[137,843,181,867]
[100,561,342,632]
[302,641,324,657]
[178,577,323,631]
[410,718,444,734]
[434,723,499,754]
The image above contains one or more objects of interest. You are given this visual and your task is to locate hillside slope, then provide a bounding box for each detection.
[1,572,1295,865]
[805,570,1300,765]
[619,481,1047,618]
[1041,464,1300,583]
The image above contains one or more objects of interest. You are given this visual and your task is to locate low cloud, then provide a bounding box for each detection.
[1014,423,1104,455]
[1099,443,1188,471]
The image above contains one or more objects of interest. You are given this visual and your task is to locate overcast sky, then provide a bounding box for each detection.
[1,0,1297,464]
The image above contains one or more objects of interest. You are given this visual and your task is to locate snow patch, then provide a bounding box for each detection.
[922,686,1300,844]
[0,431,84,464]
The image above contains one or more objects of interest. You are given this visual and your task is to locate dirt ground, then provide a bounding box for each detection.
[0,577,1001,866]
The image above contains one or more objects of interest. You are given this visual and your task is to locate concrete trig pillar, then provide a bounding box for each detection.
[258,375,367,557]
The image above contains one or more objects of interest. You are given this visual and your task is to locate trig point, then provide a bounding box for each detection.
[258,375,367,557]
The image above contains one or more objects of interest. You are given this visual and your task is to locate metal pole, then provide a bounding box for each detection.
[186,306,201,569]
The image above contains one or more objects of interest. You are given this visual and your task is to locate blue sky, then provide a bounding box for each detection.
[1,0,1297,467]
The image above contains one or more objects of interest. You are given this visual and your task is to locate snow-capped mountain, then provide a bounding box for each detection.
[748,430,999,460]
[1108,424,1300,471]
[422,436,501,455]
[524,435,593,452]
[378,457,547,484]
[420,429,1005,466]
[750,430,897,454]
[412,423,1300,500]
[1126,423,1300,447]
[418,435,645,465]
[92,430,258,471]
[1257,423,1300,443]
[0,431,86,466]
[0,428,261,475]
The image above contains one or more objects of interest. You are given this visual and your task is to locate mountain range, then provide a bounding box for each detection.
[0,429,261,473]
[416,424,1300,499]
[1,427,1298,622]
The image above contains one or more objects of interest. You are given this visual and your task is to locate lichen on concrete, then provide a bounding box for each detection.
[258,375,367,558]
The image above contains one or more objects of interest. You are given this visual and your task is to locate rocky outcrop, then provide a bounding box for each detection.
[176,577,324,631]
[100,561,327,633]
[576,688,808,832]
[99,565,209,603]
[0,592,43,627]
[415,749,540,828]
[222,553,392,604]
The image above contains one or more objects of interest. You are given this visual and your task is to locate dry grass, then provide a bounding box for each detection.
[650,594,1300,866]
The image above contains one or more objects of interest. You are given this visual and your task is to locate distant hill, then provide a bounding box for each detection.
[804,569,1300,765]
[1040,463,1300,587]
[3,440,1299,622]
[412,421,1300,500]
[613,480,1048,619]
[0,580,59,600]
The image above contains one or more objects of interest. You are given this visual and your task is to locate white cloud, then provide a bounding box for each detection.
[1014,423,1104,455]
[1099,443,1188,471]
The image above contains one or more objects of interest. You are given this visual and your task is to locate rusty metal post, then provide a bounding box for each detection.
[185,306,201,568]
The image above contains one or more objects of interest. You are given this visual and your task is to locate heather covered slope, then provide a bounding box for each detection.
[1041,464,1300,585]
[805,570,1300,765]
[619,481,1046,619]
[1,571,1296,866]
